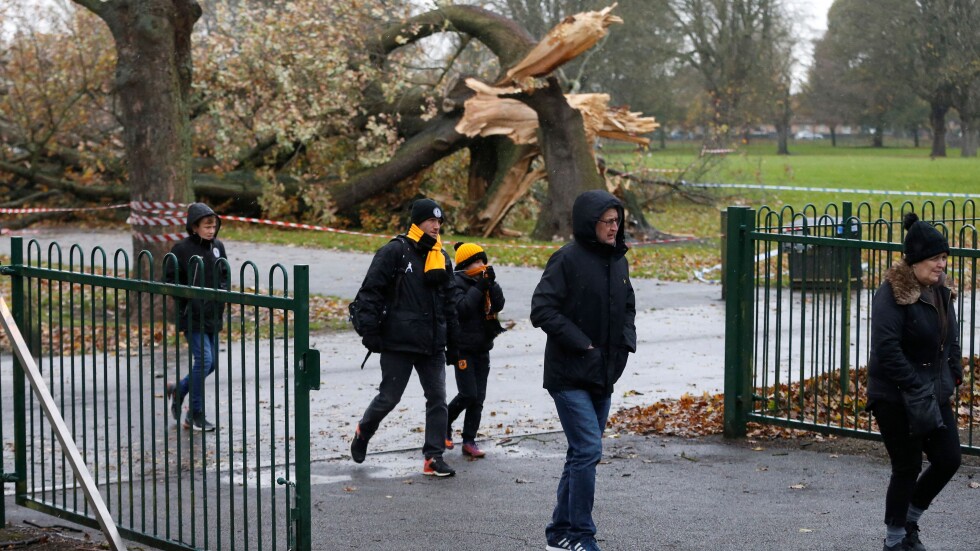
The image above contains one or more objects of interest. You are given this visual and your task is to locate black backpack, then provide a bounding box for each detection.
[348,236,411,337]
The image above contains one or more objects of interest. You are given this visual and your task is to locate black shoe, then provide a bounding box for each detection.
[904,522,926,551]
[350,424,368,464]
[183,412,215,432]
[167,383,183,423]
[882,539,911,551]
[422,457,455,477]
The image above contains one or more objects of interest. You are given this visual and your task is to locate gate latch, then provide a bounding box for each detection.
[299,349,321,391]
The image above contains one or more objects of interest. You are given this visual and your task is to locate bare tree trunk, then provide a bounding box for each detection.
[75,0,201,277]
[929,102,949,157]
[961,118,979,157]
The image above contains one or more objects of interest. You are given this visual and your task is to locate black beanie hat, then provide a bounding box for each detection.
[411,198,443,226]
[903,212,949,265]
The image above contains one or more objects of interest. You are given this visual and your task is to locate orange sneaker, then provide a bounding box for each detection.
[461,441,485,458]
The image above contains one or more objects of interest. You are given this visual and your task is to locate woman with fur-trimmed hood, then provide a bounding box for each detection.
[867,212,963,551]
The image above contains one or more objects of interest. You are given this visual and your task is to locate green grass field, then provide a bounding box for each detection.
[220,139,978,281]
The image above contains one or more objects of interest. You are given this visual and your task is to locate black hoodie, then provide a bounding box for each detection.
[530,190,637,394]
[164,203,230,333]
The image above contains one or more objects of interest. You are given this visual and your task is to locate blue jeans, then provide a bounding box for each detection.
[546,389,611,544]
[177,331,219,415]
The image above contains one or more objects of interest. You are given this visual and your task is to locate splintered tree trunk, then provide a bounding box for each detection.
[513,78,603,241]
[76,0,201,277]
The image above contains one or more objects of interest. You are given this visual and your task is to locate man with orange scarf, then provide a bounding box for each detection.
[349,198,461,477]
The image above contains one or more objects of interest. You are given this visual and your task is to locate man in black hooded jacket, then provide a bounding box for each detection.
[349,198,461,477]
[164,202,230,432]
[531,190,636,551]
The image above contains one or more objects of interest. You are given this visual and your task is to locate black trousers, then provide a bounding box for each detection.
[872,399,961,527]
[357,351,448,459]
[447,351,490,442]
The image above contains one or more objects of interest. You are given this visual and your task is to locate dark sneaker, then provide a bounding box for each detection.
[462,441,486,458]
[882,539,912,551]
[904,522,926,551]
[183,413,215,432]
[445,427,454,450]
[546,535,573,550]
[350,424,368,464]
[422,457,455,477]
[570,538,601,551]
[167,383,183,423]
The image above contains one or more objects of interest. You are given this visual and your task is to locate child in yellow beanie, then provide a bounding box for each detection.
[446,242,506,458]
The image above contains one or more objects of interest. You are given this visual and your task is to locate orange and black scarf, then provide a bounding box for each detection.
[407,224,448,284]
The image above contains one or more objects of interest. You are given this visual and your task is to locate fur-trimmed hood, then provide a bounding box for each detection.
[883,261,955,305]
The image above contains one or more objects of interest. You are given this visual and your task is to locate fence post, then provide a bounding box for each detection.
[839,202,853,399]
[724,207,755,437]
[292,264,314,551]
[10,237,27,501]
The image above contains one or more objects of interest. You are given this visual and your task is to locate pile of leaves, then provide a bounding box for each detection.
[610,358,980,439]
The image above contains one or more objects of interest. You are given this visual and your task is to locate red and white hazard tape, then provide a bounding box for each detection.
[0,204,128,214]
[132,231,187,243]
[3,200,705,248]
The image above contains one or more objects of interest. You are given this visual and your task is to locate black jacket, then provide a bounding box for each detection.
[356,236,460,355]
[868,262,962,404]
[164,203,229,333]
[530,190,637,394]
[453,271,505,353]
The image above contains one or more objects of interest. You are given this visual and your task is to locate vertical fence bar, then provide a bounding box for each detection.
[838,202,853,420]
[10,237,27,503]
[293,264,314,551]
[724,207,755,437]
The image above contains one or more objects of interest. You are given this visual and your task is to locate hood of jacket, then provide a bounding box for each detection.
[185,202,222,240]
[571,190,628,256]
[884,262,955,305]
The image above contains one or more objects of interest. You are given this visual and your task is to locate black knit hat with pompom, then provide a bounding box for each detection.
[903,212,949,265]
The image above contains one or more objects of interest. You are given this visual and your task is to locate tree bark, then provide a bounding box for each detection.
[928,102,949,157]
[74,0,201,275]
[509,77,603,241]
[961,118,978,158]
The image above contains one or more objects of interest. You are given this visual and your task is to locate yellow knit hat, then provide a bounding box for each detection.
[454,242,488,269]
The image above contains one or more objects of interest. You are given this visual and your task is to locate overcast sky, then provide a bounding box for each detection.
[6,0,836,86]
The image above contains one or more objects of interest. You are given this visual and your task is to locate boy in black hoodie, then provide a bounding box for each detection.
[165,203,230,432]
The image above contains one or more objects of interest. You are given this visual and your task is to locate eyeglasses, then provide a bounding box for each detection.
[598,217,620,227]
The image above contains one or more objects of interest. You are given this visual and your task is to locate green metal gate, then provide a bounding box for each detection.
[0,236,319,550]
[724,201,979,455]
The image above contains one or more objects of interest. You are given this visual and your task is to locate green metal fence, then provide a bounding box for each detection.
[724,201,980,455]
[0,236,319,550]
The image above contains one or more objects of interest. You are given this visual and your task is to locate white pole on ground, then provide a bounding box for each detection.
[0,296,128,551]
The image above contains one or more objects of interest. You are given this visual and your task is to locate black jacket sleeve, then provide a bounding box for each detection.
[442,252,461,348]
[946,293,963,385]
[456,279,485,319]
[530,252,592,352]
[870,284,920,390]
[623,268,637,352]
[489,281,505,314]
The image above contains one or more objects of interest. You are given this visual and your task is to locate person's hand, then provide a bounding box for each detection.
[445,347,459,367]
[484,265,495,283]
[361,333,383,353]
[417,233,437,252]
[474,274,491,291]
